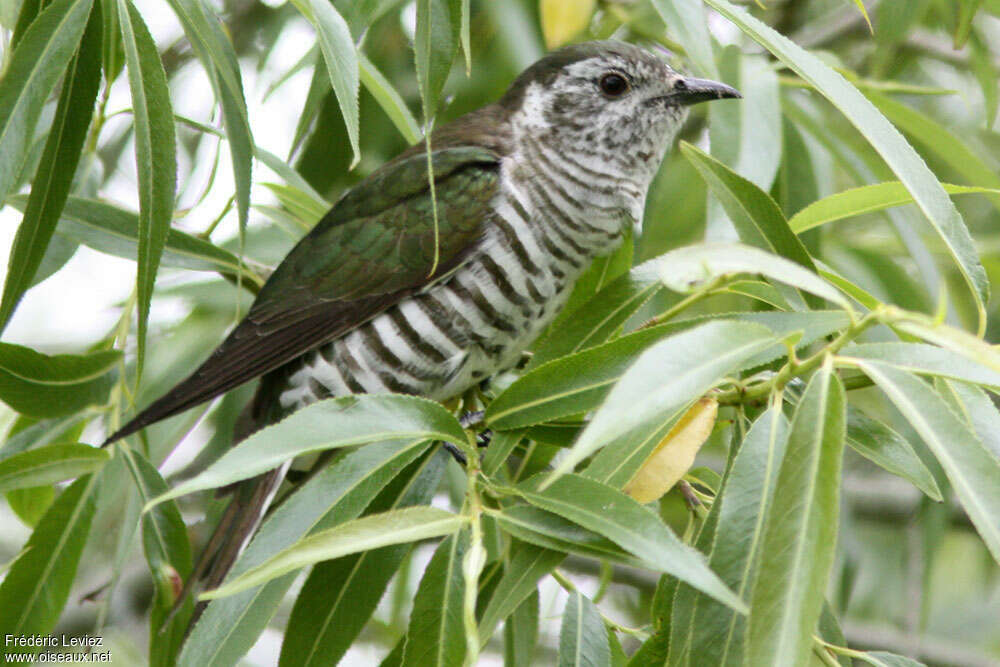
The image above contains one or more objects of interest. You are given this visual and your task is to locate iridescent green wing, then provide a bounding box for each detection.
[109,146,499,440]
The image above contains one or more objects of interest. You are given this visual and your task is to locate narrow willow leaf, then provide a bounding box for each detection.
[0,415,85,462]
[163,0,253,231]
[703,0,989,326]
[969,33,997,129]
[0,0,101,332]
[893,317,1000,375]
[545,320,776,482]
[843,342,1000,389]
[658,242,850,311]
[488,322,690,431]
[679,141,814,307]
[0,0,94,208]
[649,0,717,77]
[120,449,193,667]
[529,261,662,368]
[117,0,177,378]
[401,530,468,666]
[746,361,845,667]
[0,343,120,418]
[519,474,745,612]
[300,0,359,167]
[954,0,984,48]
[278,447,442,667]
[788,182,1000,233]
[254,146,328,205]
[360,53,421,145]
[857,651,927,667]
[414,0,458,121]
[491,506,643,567]
[940,381,1000,459]
[856,361,1000,562]
[559,590,610,667]
[851,0,873,32]
[0,474,98,642]
[0,444,109,494]
[202,506,465,600]
[146,395,464,508]
[690,407,790,666]
[478,543,565,646]
[846,408,942,501]
[624,397,717,503]
[539,0,596,48]
[504,591,540,667]
[482,428,525,476]
[866,90,1000,211]
[183,440,437,667]
[6,195,252,279]
[6,485,56,527]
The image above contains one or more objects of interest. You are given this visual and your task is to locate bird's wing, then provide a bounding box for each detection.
[106,146,500,443]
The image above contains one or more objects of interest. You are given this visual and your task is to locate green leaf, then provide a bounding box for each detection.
[856,361,1000,562]
[703,0,989,328]
[0,0,101,332]
[145,395,465,509]
[415,0,458,121]
[0,444,109,494]
[6,195,255,281]
[482,428,525,476]
[544,320,776,482]
[478,543,565,646]
[529,261,662,369]
[788,182,1000,233]
[657,243,850,311]
[298,0,360,168]
[679,142,813,272]
[491,505,644,567]
[0,0,94,208]
[939,380,1000,460]
[183,440,438,667]
[117,0,177,378]
[558,590,610,667]
[489,323,688,431]
[746,361,845,667]
[201,506,466,600]
[843,342,1000,389]
[518,474,745,612]
[954,0,983,47]
[0,342,120,418]
[400,529,468,666]
[278,447,443,667]
[360,52,421,145]
[685,407,790,666]
[0,474,98,643]
[857,651,927,667]
[6,484,56,527]
[649,0,717,77]
[892,316,1000,375]
[846,408,942,501]
[119,449,193,667]
[504,591,540,667]
[163,0,253,232]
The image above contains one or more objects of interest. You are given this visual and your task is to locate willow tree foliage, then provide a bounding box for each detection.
[1,0,999,665]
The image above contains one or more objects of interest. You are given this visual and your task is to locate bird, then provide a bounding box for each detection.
[103,40,739,596]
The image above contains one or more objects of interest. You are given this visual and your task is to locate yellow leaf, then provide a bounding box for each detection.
[624,397,718,504]
[540,0,596,49]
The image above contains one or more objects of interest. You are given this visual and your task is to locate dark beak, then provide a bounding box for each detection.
[671,77,741,106]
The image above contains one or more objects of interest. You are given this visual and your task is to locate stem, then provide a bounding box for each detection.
[461,431,484,667]
[638,275,733,330]
[716,308,882,406]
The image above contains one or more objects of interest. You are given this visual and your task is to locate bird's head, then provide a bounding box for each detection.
[501,41,739,180]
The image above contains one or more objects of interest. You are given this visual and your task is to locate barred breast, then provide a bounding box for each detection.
[277,151,637,411]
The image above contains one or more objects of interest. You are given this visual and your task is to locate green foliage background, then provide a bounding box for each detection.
[0,0,999,665]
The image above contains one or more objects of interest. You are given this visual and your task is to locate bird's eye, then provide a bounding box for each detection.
[598,73,630,98]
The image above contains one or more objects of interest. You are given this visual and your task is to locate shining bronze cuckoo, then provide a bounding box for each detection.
[103,40,739,596]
